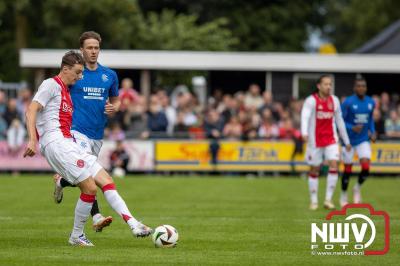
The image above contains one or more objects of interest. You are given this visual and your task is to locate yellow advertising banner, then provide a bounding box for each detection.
[156,140,305,172]
[156,140,400,173]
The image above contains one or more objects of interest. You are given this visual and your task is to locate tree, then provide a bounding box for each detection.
[139,0,325,52]
[0,0,237,83]
[323,0,400,52]
[134,9,237,51]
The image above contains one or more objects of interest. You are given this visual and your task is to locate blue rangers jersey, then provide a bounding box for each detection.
[70,63,119,140]
[341,94,375,146]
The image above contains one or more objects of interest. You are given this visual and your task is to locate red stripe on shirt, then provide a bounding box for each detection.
[53,76,73,138]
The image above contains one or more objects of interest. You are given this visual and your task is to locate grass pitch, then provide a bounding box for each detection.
[0,174,398,265]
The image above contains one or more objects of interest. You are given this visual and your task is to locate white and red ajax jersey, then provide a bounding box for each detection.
[301,93,349,148]
[32,76,73,148]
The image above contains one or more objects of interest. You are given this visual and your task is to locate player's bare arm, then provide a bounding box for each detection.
[370,132,377,142]
[105,96,121,115]
[23,101,43,157]
[352,124,363,133]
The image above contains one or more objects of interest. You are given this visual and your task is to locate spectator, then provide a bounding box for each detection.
[373,109,385,138]
[221,96,239,124]
[244,84,263,110]
[204,109,224,166]
[107,122,125,141]
[157,89,176,136]
[380,92,391,119]
[384,110,400,138]
[124,96,149,139]
[259,90,274,112]
[278,118,300,140]
[0,116,6,140]
[258,108,279,139]
[119,78,139,111]
[7,118,26,155]
[234,91,246,110]
[0,90,7,115]
[16,88,32,123]
[109,140,130,178]
[4,98,20,127]
[223,116,242,140]
[181,105,198,127]
[173,111,190,138]
[208,88,224,108]
[147,95,168,137]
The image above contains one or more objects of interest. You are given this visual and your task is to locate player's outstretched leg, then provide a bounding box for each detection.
[353,160,370,204]
[340,164,352,207]
[91,200,113,232]
[94,168,152,237]
[53,174,64,204]
[324,167,338,210]
[54,174,112,232]
[68,178,97,247]
[308,171,319,210]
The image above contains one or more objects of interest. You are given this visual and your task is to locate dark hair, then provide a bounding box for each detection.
[354,76,366,86]
[61,51,85,68]
[317,74,332,84]
[79,31,102,47]
[312,74,332,93]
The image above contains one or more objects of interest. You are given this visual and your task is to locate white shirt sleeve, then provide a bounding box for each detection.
[333,96,350,145]
[301,96,314,137]
[32,79,57,108]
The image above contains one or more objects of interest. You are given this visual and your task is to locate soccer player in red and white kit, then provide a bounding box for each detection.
[301,75,351,210]
[23,51,151,246]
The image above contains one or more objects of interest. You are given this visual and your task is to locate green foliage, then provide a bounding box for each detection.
[324,0,400,52]
[0,0,237,82]
[135,9,237,51]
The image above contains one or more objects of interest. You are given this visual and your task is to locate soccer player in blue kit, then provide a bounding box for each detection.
[53,31,151,237]
[340,77,376,207]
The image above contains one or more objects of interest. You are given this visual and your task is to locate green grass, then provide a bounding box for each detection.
[0,174,398,265]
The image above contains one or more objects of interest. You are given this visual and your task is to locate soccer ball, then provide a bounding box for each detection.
[112,167,125,178]
[152,225,179,248]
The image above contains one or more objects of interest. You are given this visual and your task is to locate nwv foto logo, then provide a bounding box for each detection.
[310,204,390,256]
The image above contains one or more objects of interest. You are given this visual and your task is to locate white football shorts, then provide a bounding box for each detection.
[342,141,371,164]
[71,130,103,157]
[306,143,340,166]
[41,138,102,185]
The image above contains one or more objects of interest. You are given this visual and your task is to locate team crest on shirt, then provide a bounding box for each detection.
[353,104,358,110]
[77,159,85,168]
[102,74,109,82]
[318,105,323,110]
[368,103,373,110]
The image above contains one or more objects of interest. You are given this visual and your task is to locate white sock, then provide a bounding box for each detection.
[102,184,139,228]
[308,175,318,204]
[354,182,361,191]
[71,194,95,238]
[326,171,338,201]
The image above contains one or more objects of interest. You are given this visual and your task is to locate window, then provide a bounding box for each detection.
[292,73,335,99]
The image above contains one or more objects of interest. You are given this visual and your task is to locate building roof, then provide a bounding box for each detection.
[20,48,400,73]
[355,19,400,54]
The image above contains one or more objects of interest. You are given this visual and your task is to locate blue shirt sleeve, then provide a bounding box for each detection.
[109,70,119,97]
[368,100,376,134]
[341,98,353,131]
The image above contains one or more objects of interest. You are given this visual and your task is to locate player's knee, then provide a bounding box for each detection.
[101,182,116,193]
[344,164,352,174]
[361,161,370,172]
[328,160,338,170]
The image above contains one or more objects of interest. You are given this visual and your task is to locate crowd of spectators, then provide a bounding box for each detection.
[104,78,400,142]
[1,78,400,152]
